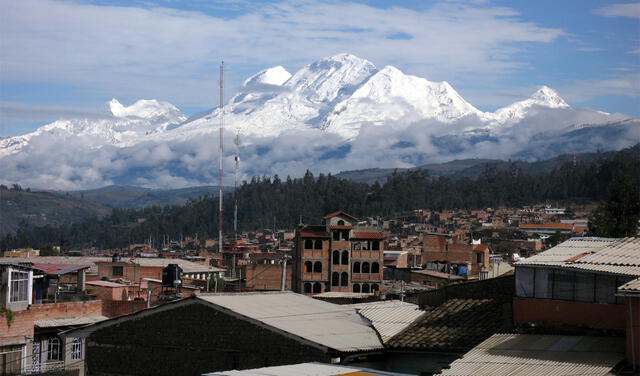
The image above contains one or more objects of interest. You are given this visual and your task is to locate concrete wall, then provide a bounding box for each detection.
[86,302,330,376]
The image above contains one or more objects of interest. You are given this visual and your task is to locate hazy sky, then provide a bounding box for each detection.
[1,0,638,137]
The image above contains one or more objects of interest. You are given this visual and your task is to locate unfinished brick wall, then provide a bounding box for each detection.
[101,300,148,318]
[86,302,331,375]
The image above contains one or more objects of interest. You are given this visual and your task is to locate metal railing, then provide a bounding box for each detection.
[23,360,65,374]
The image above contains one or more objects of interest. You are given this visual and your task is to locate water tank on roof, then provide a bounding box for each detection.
[112,253,121,262]
[162,264,182,287]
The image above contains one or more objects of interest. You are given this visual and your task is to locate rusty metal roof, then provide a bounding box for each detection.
[440,333,625,376]
[32,263,91,275]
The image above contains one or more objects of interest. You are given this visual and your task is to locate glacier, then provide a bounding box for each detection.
[1,53,638,189]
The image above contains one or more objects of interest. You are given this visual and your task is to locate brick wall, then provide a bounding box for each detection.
[245,264,292,291]
[410,274,515,307]
[101,300,148,318]
[87,302,331,375]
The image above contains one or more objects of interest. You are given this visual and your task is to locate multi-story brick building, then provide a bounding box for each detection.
[293,212,384,295]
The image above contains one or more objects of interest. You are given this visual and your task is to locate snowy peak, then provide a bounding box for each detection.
[242,66,292,87]
[108,99,185,122]
[530,86,569,108]
[285,53,377,102]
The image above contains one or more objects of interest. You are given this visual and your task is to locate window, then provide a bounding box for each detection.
[313,282,322,294]
[476,252,484,264]
[337,220,345,226]
[353,262,360,273]
[534,268,552,299]
[304,261,312,273]
[332,272,340,286]
[314,240,323,250]
[304,283,312,293]
[46,338,61,361]
[333,231,340,241]
[304,239,313,249]
[552,269,574,300]
[362,283,370,293]
[515,267,534,297]
[362,262,370,274]
[341,251,349,265]
[112,266,123,277]
[353,284,360,293]
[371,262,380,274]
[71,338,83,360]
[9,271,29,302]
[332,250,340,265]
[595,274,616,304]
[575,272,595,302]
[371,284,379,292]
[313,261,322,273]
[340,272,348,286]
[372,240,380,251]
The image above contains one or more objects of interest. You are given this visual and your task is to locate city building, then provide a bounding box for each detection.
[293,211,384,295]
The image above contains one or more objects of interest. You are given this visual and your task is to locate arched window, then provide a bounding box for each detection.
[304,261,312,273]
[371,262,380,274]
[314,240,323,249]
[353,262,360,273]
[372,240,380,251]
[47,337,61,360]
[332,250,340,265]
[313,282,322,293]
[341,272,348,286]
[304,239,313,249]
[71,338,83,360]
[337,220,345,225]
[313,261,322,273]
[362,283,370,293]
[362,262,370,274]
[304,282,312,293]
[332,272,340,286]
[353,284,361,293]
[371,284,379,293]
[341,250,349,265]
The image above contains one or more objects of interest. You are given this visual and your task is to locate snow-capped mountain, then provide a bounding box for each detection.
[1,54,638,189]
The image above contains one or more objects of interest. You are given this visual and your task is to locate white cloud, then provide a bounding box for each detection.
[593,3,640,18]
[0,0,563,109]
[559,73,640,102]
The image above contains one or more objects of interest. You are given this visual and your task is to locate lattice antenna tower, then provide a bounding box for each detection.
[218,61,224,253]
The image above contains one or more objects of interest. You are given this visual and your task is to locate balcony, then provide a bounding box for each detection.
[23,360,65,374]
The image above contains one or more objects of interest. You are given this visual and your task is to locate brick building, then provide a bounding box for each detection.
[422,233,490,277]
[293,212,384,295]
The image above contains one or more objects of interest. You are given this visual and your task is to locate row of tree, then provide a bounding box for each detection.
[1,145,638,250]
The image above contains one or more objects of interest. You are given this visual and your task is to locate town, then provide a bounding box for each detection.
[1,202,638,375]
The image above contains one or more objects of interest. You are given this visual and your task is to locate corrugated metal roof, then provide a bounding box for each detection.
[204,362,413,376]
[619,277,640,293]
[516,237,640,276]
[354,301,426,343]
[313,292,374,299]
[198,292,383,352]
[86,280,127,288]
[440,333,625,376]
[35,314,108,328]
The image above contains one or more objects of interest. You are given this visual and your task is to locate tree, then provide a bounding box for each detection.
[588,164,640,237]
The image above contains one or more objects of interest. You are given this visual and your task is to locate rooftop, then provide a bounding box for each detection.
[203,362,413,376]
[32,263,91,275]
[386,298,512,352]
[516,237,640,276]
[440,333,625,376]
[350,301,426,343]
[197,291,383,352]
[35,314,108,328]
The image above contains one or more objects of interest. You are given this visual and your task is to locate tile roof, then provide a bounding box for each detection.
[440,333,625,376]
[197,291,383,352]
[32,263,91,275]
[519,223,574,229]
[351,232,385,240]
[323,211,359,220]
[386,298,511,352]
[516,237,640,276]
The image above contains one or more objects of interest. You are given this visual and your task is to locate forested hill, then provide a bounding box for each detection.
[1,144,638,250]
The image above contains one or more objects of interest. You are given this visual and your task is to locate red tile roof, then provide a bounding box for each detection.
[299,231,330,238]
[32,263,91,275]
[328,225,353,230]
[352,232,385,240]
[519,223,573,230]
[322,211,358,220]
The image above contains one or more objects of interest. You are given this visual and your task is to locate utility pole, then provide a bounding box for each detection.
[280,254,290,291]
[218,61,225,253]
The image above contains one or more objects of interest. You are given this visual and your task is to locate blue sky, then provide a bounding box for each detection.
[1,0,638,137]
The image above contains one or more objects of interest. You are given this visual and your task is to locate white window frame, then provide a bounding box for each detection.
[46,337,61,361]
[9,269,31,303]
[71,338,83,360]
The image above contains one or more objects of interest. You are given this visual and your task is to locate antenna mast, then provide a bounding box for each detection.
[218,61,224,253]
[234,131,240,240]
